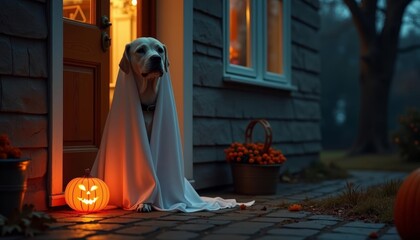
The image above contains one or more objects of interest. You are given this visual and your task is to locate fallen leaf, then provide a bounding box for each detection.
[368,232,378,239]
[288,204,303,212]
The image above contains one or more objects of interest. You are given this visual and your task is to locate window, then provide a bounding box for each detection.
[224,0,293,90]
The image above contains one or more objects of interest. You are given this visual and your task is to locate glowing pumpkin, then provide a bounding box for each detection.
[394,168,420,239]
[65,169,109,212]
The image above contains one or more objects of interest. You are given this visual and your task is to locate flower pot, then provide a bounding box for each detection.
[230,163,281,195]
[0,158,30,217]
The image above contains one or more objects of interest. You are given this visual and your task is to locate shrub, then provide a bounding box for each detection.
[393,108,420,162]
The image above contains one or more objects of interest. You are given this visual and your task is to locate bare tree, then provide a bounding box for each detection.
[343,0,414,155]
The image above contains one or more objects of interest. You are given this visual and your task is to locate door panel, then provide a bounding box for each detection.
[63,65,95,146]
[63,0,109,189]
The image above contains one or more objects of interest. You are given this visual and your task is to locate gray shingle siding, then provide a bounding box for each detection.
[193,0,321,189]
[0,0,49,209]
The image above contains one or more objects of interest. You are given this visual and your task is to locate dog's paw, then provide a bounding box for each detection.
[136,203,153,213]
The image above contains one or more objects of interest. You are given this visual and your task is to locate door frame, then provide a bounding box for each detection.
[49,0,194,206]
[49,0,64,207]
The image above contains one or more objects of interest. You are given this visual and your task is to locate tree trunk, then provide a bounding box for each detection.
[349,48,394,155]
[344,0,412,155]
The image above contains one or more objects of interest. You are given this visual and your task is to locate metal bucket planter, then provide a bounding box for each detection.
[0,158,30,217]
[229,119,283,195]
[230,163,281,195]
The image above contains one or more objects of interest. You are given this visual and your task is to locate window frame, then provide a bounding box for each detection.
[223,0,294,90]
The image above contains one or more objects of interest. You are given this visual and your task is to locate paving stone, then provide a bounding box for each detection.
[379,234,401,240]
[56,217,103,223]
[250,217,289,223]
[213,222,274,235]
[174,223,215,231]
[309,220,338,226]
[342,221,385,229]
[317,233,368,240]
[179,211,216,217]
[82,209,131,218]
[31,229,96,239]
[209,213,252,221]
[115,225,159,235]
[87,234,143,240]
[188,219,231,225]
[155,230,199,239]
[332,226,378,235]
[47,222,76,229]
[122,211,172,219]
[68,223,123,231]
[135,220,179,228]
[385,227,398,234]
[256,236,304,240]
[283,220,332,229]
[201,234,250,240]
[266,228,318,237]
[308,215,342,221]
[266,210,310,219]
[99,217,143,224]
[159,215,198,221]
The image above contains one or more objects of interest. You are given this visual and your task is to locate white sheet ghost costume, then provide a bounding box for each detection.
[91,37,254,212]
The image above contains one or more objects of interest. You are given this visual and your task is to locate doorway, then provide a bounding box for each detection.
[109,0,137,103]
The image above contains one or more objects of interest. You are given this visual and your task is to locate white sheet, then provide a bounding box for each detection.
[91,59,254,212]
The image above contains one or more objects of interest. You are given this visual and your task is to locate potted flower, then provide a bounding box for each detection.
[224,119,287,195]
[0,134,30,218]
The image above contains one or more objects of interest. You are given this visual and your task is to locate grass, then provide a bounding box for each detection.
[320,150,420,172]
[301,180,402,223]
[281,160,350,183]
[281,150,417,223]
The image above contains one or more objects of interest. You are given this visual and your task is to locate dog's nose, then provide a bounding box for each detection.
[150,55,161,64]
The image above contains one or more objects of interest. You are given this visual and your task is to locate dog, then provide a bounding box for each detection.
[119,37,169,141]
[93,37,254,212]
[119,37,169,212]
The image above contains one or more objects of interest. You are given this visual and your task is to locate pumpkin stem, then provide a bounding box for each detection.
[84,168,91,177]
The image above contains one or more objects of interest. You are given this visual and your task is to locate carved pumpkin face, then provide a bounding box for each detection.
[65,169,110,212]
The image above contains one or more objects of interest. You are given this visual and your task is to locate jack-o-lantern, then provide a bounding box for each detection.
[65,169,109,212]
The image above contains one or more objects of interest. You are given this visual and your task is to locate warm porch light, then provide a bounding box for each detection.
[64,169,109,212]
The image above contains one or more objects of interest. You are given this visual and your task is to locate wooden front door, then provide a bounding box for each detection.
[63,0,110,188]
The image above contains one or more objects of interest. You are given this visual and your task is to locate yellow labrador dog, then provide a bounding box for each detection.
[119,37,169,212]
[119,37,169,142]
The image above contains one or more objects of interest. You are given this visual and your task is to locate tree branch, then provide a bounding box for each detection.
[343,0,369,40]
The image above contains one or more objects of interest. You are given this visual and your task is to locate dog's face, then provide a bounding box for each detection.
[119,37,169,78]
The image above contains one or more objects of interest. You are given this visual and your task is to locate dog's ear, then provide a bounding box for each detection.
[119,44,131,74]
[163,45,170,72]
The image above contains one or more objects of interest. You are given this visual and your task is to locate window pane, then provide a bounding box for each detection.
[267,0,283,74]
[63,0,95,24]
[229,0,252,68]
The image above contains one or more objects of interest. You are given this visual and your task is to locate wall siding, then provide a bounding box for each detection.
[0,0,49,210]
[193,0,321,189]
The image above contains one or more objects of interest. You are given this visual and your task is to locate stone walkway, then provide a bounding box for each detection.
[13,171,408,239]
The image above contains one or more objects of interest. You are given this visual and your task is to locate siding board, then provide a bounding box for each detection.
[0,0,49,209]
[193,0,321,190]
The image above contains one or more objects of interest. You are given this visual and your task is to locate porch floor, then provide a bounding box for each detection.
[28,171,405,239]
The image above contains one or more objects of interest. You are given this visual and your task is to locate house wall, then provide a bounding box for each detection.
[0,0,49,209]
[192,0,321,189]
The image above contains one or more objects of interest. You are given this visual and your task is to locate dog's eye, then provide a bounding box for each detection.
[136,47,146,54]
[156,47,164,54]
